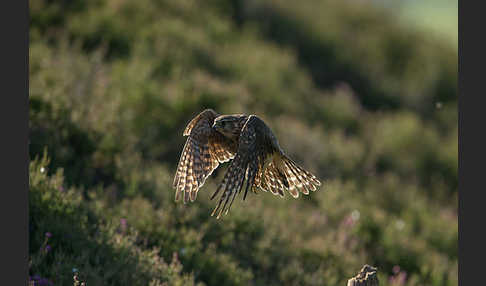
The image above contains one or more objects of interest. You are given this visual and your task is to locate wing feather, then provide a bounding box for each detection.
[210,115,322,218]
[173,109,237,203]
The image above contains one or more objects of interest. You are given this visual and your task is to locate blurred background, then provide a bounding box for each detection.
[29,0,457,285]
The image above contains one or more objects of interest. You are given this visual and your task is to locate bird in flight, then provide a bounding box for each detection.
[173,109,321,219]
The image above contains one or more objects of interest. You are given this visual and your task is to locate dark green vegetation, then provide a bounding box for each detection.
[29,0,457,285]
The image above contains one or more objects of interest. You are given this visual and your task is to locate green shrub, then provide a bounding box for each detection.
[29,153,199,286]
[29,0,457,285]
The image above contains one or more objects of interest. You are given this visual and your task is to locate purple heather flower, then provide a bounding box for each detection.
[32,274,41,281]
[58,185,65,192]
[389,271,407,285]
[389,268,407,286]
[37,278,53,286]
[45,245,52,252]
[45,232,52,238]
[120,218,127,231]
[397,271,407,284]
[343,215,354,227]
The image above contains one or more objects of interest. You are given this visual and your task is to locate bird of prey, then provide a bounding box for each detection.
[173,109,321,219]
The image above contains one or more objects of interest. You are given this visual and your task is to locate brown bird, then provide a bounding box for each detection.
[173,109,321,219]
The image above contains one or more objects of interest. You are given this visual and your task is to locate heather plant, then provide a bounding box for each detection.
[29,0,457,285]
[29,153,199,286]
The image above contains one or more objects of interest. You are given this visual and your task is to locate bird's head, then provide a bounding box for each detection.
[213,115,247,139]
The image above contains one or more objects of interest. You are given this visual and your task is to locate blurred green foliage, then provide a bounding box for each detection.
[29,0,457,285]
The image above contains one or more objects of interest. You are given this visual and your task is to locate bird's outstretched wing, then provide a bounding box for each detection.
[173,109,237,203]
[210,115,321,219]
[260,153,321,199]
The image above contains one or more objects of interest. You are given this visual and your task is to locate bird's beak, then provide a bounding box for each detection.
[212,122,217,129]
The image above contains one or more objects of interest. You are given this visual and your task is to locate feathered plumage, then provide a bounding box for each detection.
[173,109,321,218]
